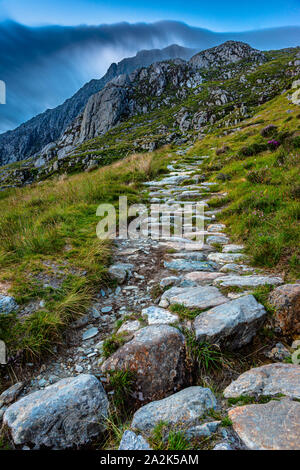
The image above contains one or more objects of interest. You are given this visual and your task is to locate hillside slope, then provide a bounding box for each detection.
[0,41,299,189]
[0,44,195,167]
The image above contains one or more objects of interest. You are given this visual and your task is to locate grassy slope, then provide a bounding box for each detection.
[0,149,172,362]
[190,91,300,279]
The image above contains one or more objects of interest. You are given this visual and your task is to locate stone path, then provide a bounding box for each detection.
[1,147,299,450]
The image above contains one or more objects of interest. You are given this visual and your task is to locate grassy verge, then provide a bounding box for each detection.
[0,148,172,365]
[191,91,300,280]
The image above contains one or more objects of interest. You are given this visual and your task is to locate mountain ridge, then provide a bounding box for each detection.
[0,44,195,166]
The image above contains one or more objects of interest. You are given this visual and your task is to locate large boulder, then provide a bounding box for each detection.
[159,285,228,309]
[224,363,300,399]
[194,295,266,349]
[3,374,109,449]
[228,400,300,450]
[101,325,188,402]
[268,283,300,335]
[118,430,152,450]
[131,387,217,434]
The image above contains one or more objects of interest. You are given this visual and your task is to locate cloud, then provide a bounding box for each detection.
[0,20,299,133]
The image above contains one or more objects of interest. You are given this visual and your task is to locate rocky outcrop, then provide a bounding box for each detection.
[189,41,265,69]
[3,374,109,449]
[268,283,300,335]
[131,386,217,434]
[0,44,194,167]
[101,325,188,402]
[224,363,300,399]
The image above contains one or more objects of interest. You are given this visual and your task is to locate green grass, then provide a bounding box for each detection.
[170,303,203,320]
[102,333,128,359]
[192,91,300,280]
[0,150,172,364]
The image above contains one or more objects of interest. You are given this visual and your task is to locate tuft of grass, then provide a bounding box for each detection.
[105,369,136,414]
[183,329,224,372]
[170,303,203,321]
[102,333,128,359]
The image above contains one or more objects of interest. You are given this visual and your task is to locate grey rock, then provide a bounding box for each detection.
[264,342,291,361]
[208,253,246,264]
[224,363,300,399]
[3,374,109,449]
[206,235,229,245]
[118,430,152,450]
[213,442,233,450]
[108,263,134,284]
[160,276,180,288]
[184,421,220,439]
[0,382,24,408]
[228,399,300,450]
[213,274,283,288]
[0,295,18,314]
[194,295,266,349]
[159,285,229,309]
[142,306,178,325]
[118,319,141,334]
[82,327,99,341]
[131,386,217,434]
[164,259,216,272]
[101,325,188,401]
[190,41,265,69]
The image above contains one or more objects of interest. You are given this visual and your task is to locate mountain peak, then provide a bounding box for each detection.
[189,40,266,68]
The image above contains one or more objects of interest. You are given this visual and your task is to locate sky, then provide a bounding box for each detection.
[1,0,300,31]
[0,1,299,133]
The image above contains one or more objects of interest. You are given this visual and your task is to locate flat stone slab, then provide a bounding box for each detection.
[142,306,178,325]
[118,320,141,334]
[159,285,229,309]
[228,400,300,450]
[184,271,225,283]
[206,235,229,245]
[131,387,217,434]
[118,430,152,450]
[169,251,207,261]
[208,253,246,264]
[3,374,109,449]
[213,275,284,288]
[164,259,216,272]
[82,327,99,341]
[224,363,300,399]
[222,244,244,253]
[207,224,226,232]
[194,295,266,349]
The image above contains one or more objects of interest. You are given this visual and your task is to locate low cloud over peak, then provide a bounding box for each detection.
[0,19,299,133]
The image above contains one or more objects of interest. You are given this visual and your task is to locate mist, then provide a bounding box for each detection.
[0,19,299,133]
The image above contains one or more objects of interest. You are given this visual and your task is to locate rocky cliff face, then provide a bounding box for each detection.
[52,41,265,154]
[0,44,195,166]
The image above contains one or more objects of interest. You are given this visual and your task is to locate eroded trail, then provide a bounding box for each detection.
[1,148,300,451]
